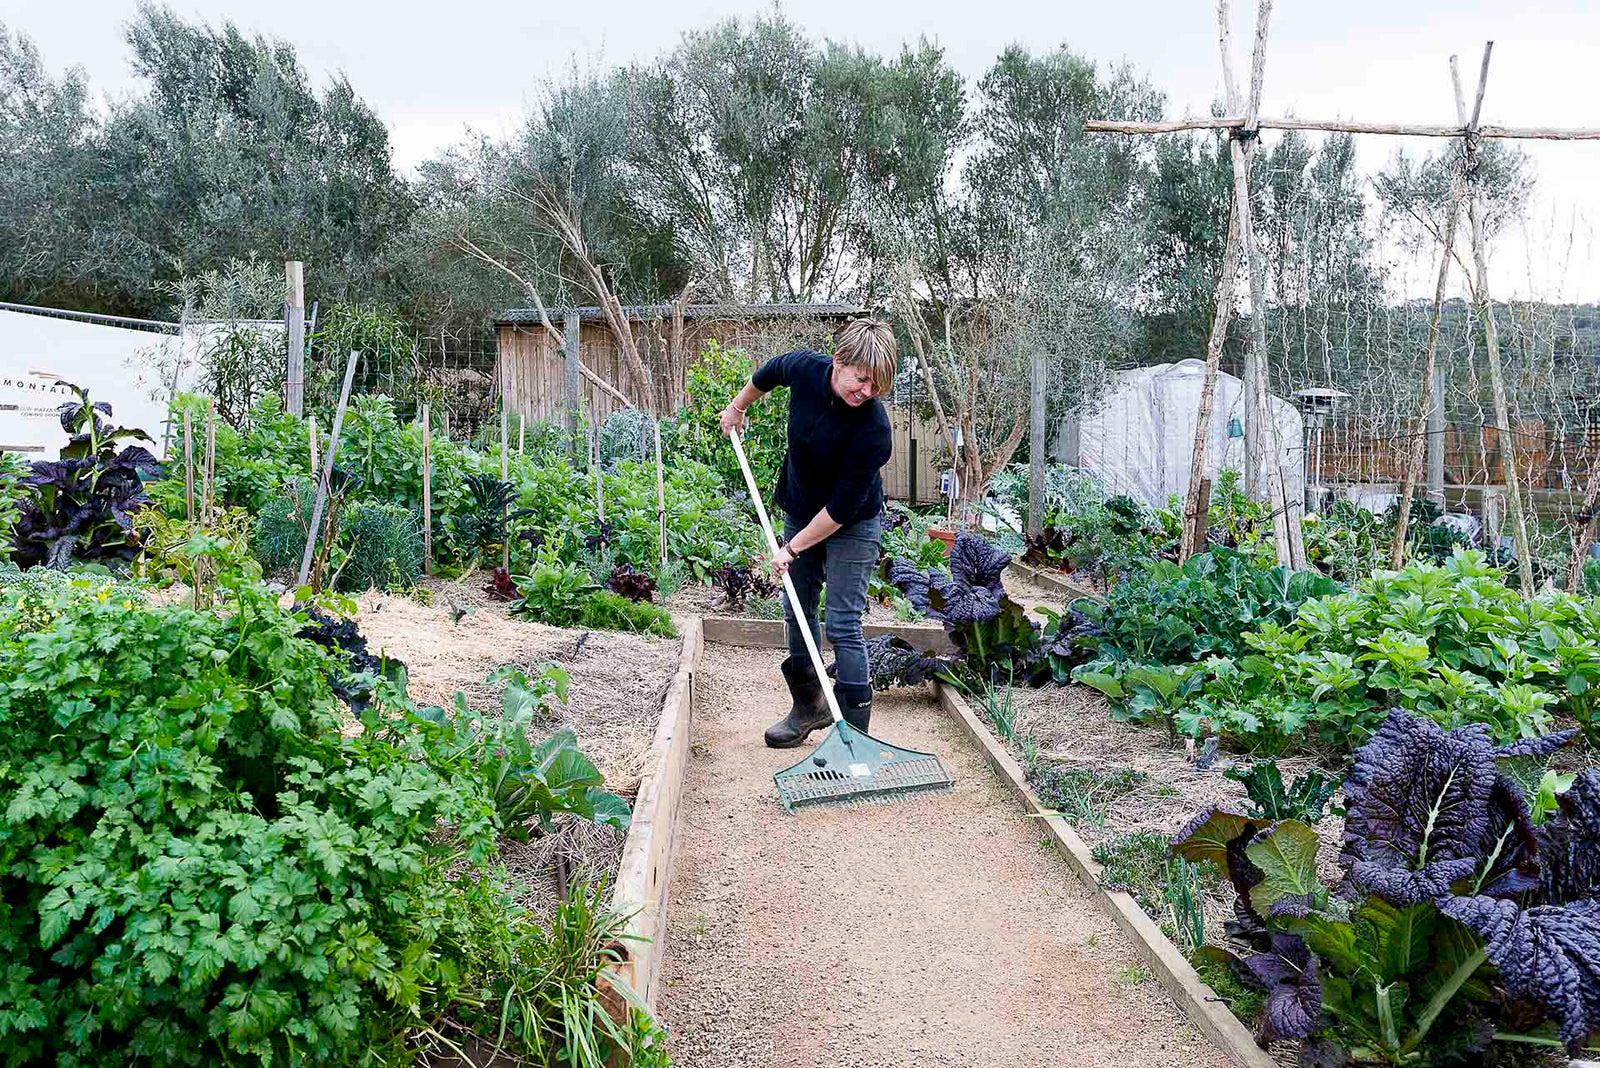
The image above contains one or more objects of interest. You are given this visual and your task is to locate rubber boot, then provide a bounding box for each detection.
[836,682,873,735]
[764,656,832,748]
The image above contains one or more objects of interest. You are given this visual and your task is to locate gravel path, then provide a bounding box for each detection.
[656,644,1232,1068]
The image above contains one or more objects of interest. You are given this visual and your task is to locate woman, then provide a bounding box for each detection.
[718,318,898,746]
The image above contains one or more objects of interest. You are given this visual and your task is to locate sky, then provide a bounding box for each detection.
[6,0,1598,301]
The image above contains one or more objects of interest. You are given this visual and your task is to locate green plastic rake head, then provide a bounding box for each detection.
[773,720,954,812]
[729,427,955,812]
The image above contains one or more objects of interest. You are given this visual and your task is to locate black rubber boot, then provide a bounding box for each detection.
[764,656,832,748]
[837,682,873,735]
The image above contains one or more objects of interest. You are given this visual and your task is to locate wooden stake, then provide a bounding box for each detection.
[298,351,360,589]
[1567,466,1600,592]
[441,410,451,440]
[592,423,605,524]
[204,399,216,523]
[1391,53,1475,570]
[518,418,526,454]
[285,261,305,416]
[183,410,195,527]
[309,416,318,475]
[654,415,667,569]
[1027,350,1046,539]
[1191,478,1214,552]
[500,404,510,573]
[422,401,433,576]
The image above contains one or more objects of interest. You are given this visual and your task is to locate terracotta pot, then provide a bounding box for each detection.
[928,527,956,556]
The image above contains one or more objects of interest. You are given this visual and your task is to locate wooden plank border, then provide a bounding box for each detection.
[932,680,1277,1068]
[1006,560,1102,602]
[605,616,703,1012]
[700,614,955,655]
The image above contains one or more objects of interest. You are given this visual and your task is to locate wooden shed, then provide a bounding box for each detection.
[494,302,865,425]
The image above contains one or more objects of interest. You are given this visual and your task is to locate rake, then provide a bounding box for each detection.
[728,428,954,812]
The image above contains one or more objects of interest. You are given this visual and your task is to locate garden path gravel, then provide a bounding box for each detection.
[656,643,1233,1068]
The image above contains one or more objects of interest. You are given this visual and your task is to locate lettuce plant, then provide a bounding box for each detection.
[1174,709,1600,1063]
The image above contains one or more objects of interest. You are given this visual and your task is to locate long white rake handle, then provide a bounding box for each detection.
[729,428,844,727]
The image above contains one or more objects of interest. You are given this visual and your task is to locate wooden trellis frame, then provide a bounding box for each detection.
[1087,6,1600,589]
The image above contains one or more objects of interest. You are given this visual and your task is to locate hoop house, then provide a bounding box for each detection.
[1059,358,1304,509]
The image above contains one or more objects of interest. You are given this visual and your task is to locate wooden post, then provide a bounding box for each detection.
[592,423,605,523]
[441,410,451,440]
[1219,0,1304,569]
[500,403,510,573]
[308,415,318,475]
[285,261,305,416]
[1390,52,1475,570]
[204,399,216,523]
[1191,478,1214,552]
[422,401,433,576]
[654,416,668,569]
[1568,467,1600,592]
[298,351,360,589]
[1028,350,1046,539]
[1427,360,1447,503]
[565,310,582,457]
[183,410,195,527]
[1451,43,1534,597]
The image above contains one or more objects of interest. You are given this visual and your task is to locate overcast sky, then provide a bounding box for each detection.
[6,0,1598,300]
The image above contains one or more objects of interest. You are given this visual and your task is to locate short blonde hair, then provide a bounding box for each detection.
[832,318,898,396]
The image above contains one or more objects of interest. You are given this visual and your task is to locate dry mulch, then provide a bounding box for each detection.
[655,644,1234,1068]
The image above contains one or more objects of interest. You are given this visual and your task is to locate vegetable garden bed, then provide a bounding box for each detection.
[352,575,686,915]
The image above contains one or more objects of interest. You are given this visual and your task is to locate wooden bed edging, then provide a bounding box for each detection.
[700,614,955,655]
[932,680,1278,1068]
[1006,560,1102,602]
[604,615,703,1014]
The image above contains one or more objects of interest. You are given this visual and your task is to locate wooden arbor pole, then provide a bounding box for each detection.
[1455,46,1536,598]
[1218,0,1304,569]
[1027,350,1046,539]
[1389,51,1481,570]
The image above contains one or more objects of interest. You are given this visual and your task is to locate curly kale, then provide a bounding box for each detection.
[827,633,950,691]
[295,608,405,711]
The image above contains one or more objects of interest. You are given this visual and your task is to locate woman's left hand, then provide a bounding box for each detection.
[769,545,795,577]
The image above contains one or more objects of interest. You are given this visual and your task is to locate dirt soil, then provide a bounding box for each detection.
[656,644,1233,1068]
[1008,685,1348,937]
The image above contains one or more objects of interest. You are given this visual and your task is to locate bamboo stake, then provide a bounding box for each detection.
[309,415,318,475]
[500,404,510,573]
[442,410,451,440]
[422,401,433,576]
[654,416,667,569]
[204,399,215,523]
[592,423,605,524]
[1085,116,1600,140]
[518,418,526,454]
[1390,54,1476,570]
[297,351,360,589]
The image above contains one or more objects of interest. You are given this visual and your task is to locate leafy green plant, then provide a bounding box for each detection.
[668,339,789,498]
[1172,710,1600,1063]
[0,561,500,1067]
[1076,661,1208,746]
[338,500,424,592]
[578,590,678,638]
[452,473,532,562]
[511,553,601,627]
[12,382,162,568]
[0,562,148,634]
[1223,759,1341,824]
[409,666,630,840]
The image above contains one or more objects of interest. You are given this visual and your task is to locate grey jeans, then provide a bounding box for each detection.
[782,511,881,688]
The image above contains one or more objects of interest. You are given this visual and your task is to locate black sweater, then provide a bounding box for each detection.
[752,349,892,526]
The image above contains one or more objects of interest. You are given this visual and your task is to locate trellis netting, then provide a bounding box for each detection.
[1059,358,1305,510]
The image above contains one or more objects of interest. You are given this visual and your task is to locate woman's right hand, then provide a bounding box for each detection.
[719,404,747,436]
